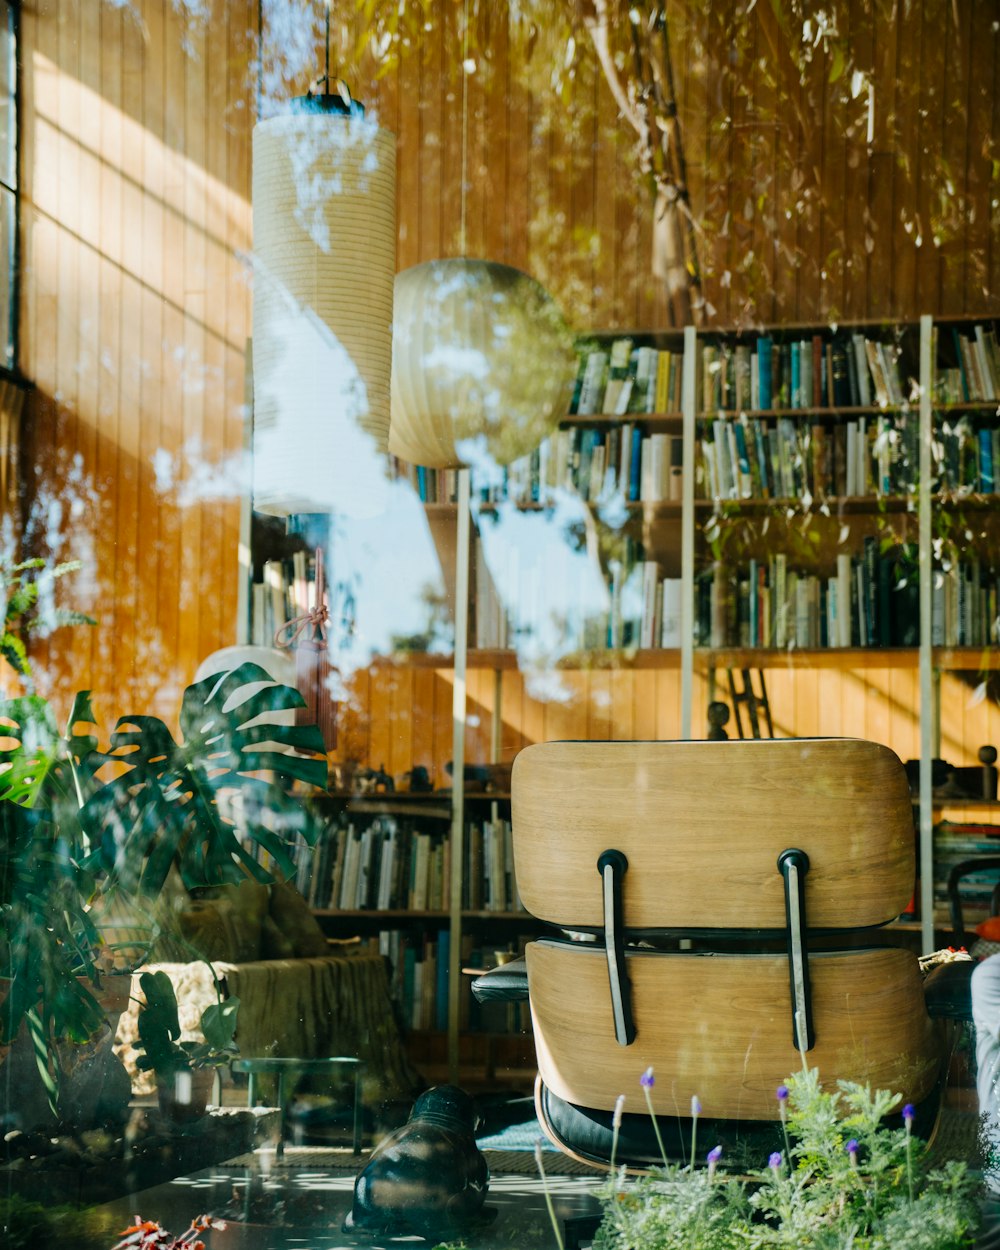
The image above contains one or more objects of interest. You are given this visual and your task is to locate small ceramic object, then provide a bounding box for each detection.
[343,1085,495,1240]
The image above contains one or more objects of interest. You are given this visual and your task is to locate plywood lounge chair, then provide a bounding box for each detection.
[473,738,968,1171]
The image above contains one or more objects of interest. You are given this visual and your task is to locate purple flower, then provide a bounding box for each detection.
[768,1151,782,1172]
[846,1138,859,1166]
[706,1144,722,1179]
[776,1085,789,1102]
[640,1067,655,1088]
[902,1103,915,1126]
[691,1095,702,1117]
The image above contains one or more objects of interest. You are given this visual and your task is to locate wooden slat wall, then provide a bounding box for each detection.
[15,1,1000,779]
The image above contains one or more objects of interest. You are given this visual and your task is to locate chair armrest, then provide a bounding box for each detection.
[923,958,975,1021]
[470,957,528,1004]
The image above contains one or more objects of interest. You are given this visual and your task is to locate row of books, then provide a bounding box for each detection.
[698,413,919,502]
[936,417,1000,495]
[474,533,683,652]
[250,551,313,648]
[390,457,461,504]
[694,544,918,650]
[695,546,1000,650]
[701,333,909,412]
[932,558,1000,649]
[305,814,525,914]
[390,412,999,514]
[572,340,686,416]
[568,324,999,419]
[379,928,451,1032]
[369,929,532,1034]
[568,331,915,417]
[937,324,1000,403]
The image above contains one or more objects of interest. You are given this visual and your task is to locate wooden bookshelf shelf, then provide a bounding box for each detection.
[696,646,922,670]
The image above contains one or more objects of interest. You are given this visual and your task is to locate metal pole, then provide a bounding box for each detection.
[918,314,934,955]
[680,324,697,739]
[448,468,471,1082]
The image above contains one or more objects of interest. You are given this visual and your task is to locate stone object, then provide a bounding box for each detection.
[344,1084,495,1240]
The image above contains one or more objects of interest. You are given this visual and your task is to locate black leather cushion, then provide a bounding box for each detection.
[470,957,529,1004]
[923,959,975,1021]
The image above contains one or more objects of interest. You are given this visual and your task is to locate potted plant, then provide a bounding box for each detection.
[577,1064,982,1250]
[131,969,240,1124]
[0,641,327,1130]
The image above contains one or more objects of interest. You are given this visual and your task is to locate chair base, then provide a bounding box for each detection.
[535,1068,947,1175]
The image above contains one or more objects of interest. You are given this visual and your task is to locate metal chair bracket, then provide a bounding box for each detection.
[597,848,636,1046]
[778,848,814,1052]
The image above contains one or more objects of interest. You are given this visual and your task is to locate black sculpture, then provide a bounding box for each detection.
[343,1085,496,1241]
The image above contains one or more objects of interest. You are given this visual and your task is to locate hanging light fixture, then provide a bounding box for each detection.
[389,258,575,469]
[252,3,396,517]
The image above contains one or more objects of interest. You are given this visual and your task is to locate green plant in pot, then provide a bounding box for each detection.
[131,969,240,1123]
[0,657,327,1131]
[0,692,129,1129]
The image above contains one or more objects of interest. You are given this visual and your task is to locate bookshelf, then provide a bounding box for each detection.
[249,313,998,1079]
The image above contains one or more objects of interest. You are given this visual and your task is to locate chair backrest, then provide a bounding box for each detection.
[513,738,939,1121]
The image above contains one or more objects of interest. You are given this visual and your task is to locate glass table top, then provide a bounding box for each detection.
[77,1152,605,1250]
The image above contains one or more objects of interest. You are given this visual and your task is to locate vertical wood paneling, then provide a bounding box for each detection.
[591,72,616,328]
[503,18,530,272]
[178,6,207,687]
[961,3,995,307]
[17,0,1000,774]
[633,670,657,740]
[891,5,922,312]
[867,1,898,320]
[841,0,873,320]
[938,1,972,315]
[914,0,948,312]
[395,28,420,272]
[418,13,443,261]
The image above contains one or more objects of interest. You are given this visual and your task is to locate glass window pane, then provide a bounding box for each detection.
[0,1,15,191]
[0,183,14,369]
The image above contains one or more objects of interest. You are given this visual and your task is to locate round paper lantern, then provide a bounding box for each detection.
[252,97,396,516]
[389,259,576,469]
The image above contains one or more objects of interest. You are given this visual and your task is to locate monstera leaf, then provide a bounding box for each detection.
[80,663,327,897]
[0,692,101,828]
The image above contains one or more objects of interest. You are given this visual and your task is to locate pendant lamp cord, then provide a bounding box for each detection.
[459,0,470,256]
[324,0,332,93]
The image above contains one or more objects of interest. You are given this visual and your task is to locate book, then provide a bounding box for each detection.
[668,435,684,501]
[757,336,773,410]
[661,578,682,647]
[577,350,608,415]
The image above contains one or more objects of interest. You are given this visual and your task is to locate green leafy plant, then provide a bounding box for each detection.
[0,557,95,691]
[131,969,240,1077]
[0,800,105,1075]
[79,662,327,896]
[589,1066,981,1250]
[0,661,327,1124]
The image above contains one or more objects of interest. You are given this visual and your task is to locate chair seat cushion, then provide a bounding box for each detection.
[470,958,528,1004]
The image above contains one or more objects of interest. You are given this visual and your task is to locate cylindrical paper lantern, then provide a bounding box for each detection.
[389,259,576,469]
[253,99,396,516]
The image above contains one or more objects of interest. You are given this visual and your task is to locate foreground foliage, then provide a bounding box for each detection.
[593,1067,981,1250]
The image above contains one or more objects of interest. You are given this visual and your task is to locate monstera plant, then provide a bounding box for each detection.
[77,663,327,896]
[0,662,327,1124]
